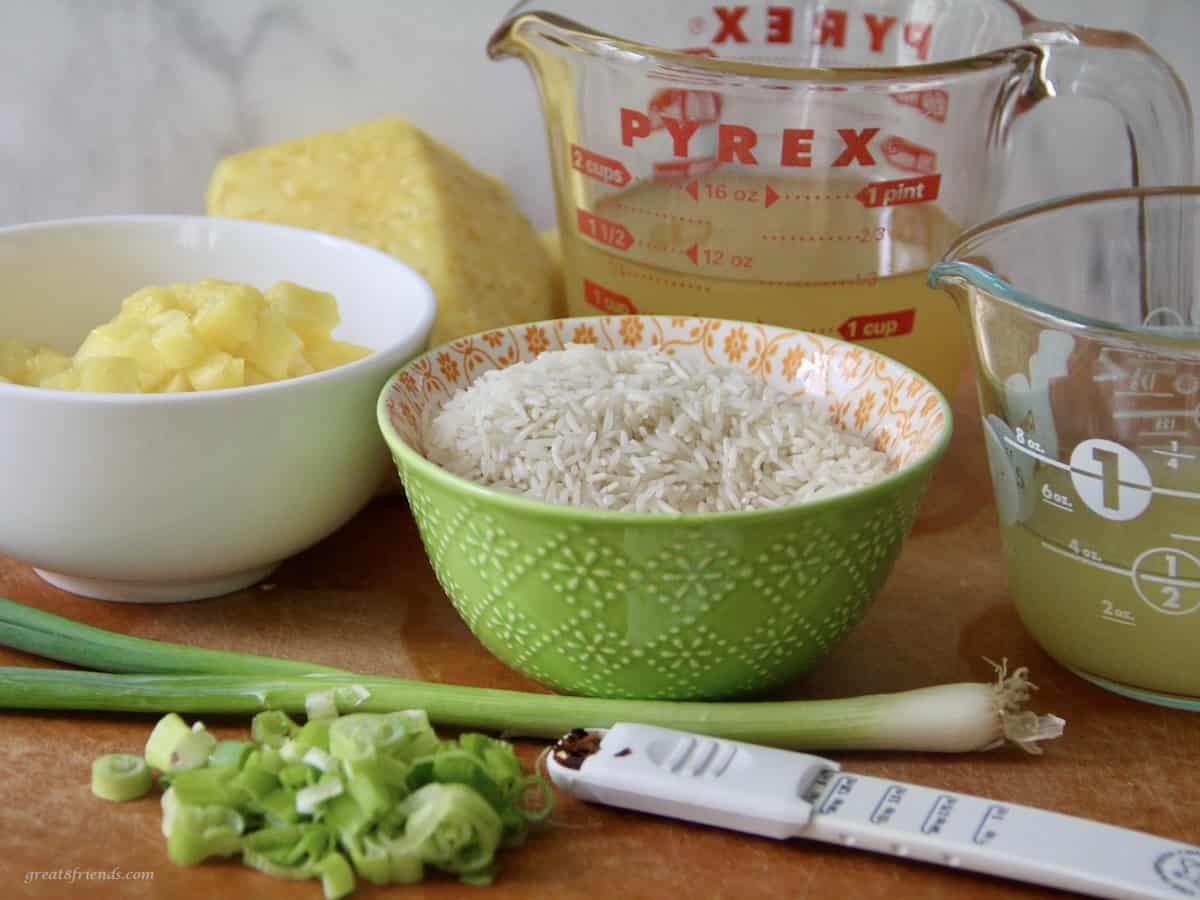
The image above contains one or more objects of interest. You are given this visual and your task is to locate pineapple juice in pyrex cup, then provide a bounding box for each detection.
[489,0,1192,401]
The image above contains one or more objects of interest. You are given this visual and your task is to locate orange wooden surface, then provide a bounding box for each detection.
[2,375,1197,900]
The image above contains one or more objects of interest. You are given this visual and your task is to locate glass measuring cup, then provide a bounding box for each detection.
[930,186,1200,710]
[488,0,1192,400]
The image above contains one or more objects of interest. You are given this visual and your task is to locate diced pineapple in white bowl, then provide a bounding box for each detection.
[0,216,435,602]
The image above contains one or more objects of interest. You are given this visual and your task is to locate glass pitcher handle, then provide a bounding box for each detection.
[1022,22,1194,188]
[1021,23,1195,327]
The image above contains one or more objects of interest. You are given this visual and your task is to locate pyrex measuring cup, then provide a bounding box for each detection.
[930,186,1200,709]
[488,0,1192,400]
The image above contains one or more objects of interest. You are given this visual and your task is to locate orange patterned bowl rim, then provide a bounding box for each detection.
[377,315,954,522]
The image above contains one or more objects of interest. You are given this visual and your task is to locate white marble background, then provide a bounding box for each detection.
[0,0,1197,231]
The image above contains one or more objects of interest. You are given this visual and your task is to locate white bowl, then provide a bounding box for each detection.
[0,216,436,602]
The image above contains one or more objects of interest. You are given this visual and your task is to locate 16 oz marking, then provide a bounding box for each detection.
[703,183,759,203]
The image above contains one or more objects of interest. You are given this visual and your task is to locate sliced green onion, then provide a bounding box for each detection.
[323,792,371,837]
[144,713,191,771]
[400,782,503,879]
[170,729,218,772]
[170,765,240,807]
[242,823,334,878]
[232,765,280,803]
[259,787,301,825]
[252,710,300,748]
[346,770,393,820]
[161,787,179,838]
[91,753,152,802]
[306,688,338,722]
[296,774,344,816]
[303,747,336,773]
[295,721,332,754]
[279,762,318,791]
[248,746,285,775]
[344,830,424,886]
[316,852,356,900]
[209,739,255,769]
[166,804,244,866]
[7,666,1064,753]
[338,685,371,708]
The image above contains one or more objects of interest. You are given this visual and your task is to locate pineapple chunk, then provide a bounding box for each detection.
[191,281,260,350]
[306,339,371,371]
[78,357,140,393]
[266,281,339,342]
[242,309,303,380]
[121,286,174,319]
[243,364,273,386]
[151,310,207,369]
[0,337,33,384]
[42,368,81,391]
[76,319,144,360]
[206,117,560,345]
[28,349,73,383]
[161,371,192,393]
[188,352,245,391]
[118,330,169,391]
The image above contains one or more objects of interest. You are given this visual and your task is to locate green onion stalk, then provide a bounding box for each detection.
[0,597,1063,753]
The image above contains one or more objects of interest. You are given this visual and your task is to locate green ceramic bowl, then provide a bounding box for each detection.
[377,316,952,700]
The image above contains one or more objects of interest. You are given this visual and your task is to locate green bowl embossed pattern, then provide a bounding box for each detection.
[377,316,952,700]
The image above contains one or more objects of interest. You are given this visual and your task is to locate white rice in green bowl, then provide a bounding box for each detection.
[424,344,893,514]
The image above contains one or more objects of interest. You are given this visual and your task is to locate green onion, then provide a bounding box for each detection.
[252,710,300,748]
[143,712,216,772]
[0,597,1064,753]
[0,596,341,676]
[401,782,502,879]
[171,765,240,807]
[210,739,256,769]
[306,688,339,722]
[2,666,1063,753]
[296,774,344,816]
[91,753,152,801]
[166,804,244,865]
[303,747,337,773]
[316,852,356,900]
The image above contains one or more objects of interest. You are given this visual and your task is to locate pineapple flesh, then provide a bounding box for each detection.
[206,118,564,346]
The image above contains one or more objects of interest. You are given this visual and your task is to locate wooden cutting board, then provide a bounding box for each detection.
[2,374,1197,900]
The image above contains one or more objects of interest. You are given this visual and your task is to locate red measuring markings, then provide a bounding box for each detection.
[856,174,940,208]
[576,209,634,252]
[838,309,916,342]
[682,244,753,269]
[583,279,638,315]
[571,144,632,187]
[879,135,937,174]
[683,179,782,207]
[890,89,949,122]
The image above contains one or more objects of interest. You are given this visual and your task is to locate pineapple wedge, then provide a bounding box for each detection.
[206,118,563,345]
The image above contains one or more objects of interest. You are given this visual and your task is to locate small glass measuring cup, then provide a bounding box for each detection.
[489,0,1192,401]
[930,186,1200,709]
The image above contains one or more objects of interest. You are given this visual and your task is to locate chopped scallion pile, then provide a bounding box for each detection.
[92,699,552,897]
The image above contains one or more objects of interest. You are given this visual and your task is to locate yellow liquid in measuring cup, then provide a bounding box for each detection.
[985,411,1200,702]
[563,174,966,399]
